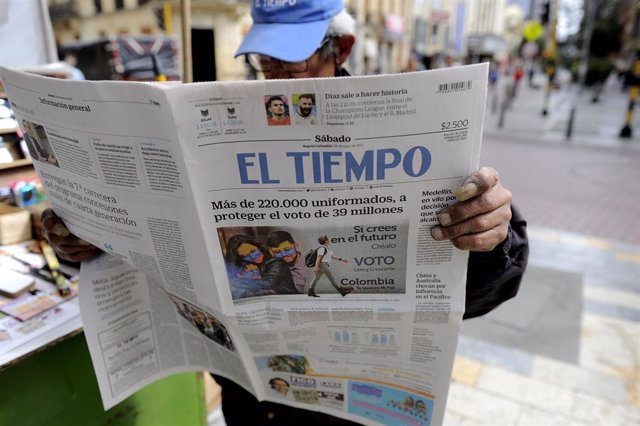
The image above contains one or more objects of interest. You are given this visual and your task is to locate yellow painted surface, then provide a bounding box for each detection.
[527,229,613,250]
[615,251,640,265]
[608,365,640,407]
[451,356,484,387]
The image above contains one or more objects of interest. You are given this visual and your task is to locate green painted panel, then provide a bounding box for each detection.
[0,333,205,426]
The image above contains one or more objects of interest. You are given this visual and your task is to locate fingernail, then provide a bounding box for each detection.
[52,224,70,237]
[439,212,451,226]
[456,182,478,201]
[431,227,443,240]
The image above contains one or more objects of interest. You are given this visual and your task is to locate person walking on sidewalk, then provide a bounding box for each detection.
[307,235,353,297]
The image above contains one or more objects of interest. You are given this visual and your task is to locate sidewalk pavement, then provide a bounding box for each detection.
[445,72,640,425]
[445,226,640,426]
[483,73,640,151]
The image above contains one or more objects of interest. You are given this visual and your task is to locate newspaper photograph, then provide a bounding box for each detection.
[0,63,488,426]
[218,224,409,300]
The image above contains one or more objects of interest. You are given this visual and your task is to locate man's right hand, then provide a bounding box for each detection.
[41,208,100,262]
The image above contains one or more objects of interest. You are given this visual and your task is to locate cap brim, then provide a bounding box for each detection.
[234,19,330,62]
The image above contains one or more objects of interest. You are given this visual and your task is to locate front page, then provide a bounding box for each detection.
[1,64,487,426]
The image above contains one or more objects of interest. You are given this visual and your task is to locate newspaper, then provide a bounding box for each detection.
[0,64,487,426]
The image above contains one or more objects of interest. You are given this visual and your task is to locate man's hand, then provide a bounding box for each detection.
[430,167,512,252]
[41,208,100,262]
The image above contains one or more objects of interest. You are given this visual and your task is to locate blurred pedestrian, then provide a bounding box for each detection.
[489,61,499,88]
[514,62,525,97]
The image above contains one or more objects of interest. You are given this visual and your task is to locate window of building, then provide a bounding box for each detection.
[94,0,102,14]
[115,0,124,10]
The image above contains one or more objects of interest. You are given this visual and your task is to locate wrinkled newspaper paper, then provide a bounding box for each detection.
[1,64,487,426]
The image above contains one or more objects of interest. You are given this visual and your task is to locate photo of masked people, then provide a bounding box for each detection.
[266,230,314,294]
[225,234,298,300]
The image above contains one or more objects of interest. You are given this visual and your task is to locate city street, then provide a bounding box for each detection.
[444,74,640,425]
[484,72,639,244]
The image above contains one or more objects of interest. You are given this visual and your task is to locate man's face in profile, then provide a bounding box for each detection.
[269,100,285,117]
[298,97,314,117]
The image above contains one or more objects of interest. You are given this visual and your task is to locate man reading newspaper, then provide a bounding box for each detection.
[41,1,528,424]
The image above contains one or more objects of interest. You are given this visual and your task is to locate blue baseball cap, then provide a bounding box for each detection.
[235,0,344,62]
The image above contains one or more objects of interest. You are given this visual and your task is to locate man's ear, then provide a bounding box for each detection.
[335,35,355,65]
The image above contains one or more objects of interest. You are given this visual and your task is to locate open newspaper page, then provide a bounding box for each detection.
[163,64,488,426]
[1,64,488,425]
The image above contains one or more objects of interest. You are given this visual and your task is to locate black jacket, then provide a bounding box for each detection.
[464,205,529,319]
[261,258,299,295]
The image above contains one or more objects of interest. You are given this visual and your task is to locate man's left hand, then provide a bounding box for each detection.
[430,167,512,252]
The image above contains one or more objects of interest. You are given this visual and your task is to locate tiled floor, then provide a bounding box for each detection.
[445,227,640,425]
